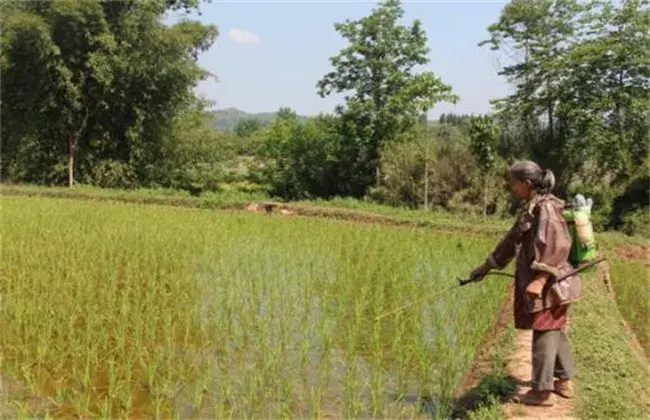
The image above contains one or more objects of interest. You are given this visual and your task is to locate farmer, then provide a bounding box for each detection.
[469,160,581,407]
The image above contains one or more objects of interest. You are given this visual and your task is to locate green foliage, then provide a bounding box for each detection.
[480,0,584,189]
[608,157,650,235]
[85,159,137,189]
[2,0,648,235]
[469,116,500,173]
[370,124,512,216]
[0,0,218,187]
[481,0,649,228]
[373,131,437,208]
[317,0,458,196]
[563,0,650,182]
[152,104,235,194]
[465,374,517,411]
[439,113,474,127]
[618,208,650,237]
[234,117,265,138]
[260,109,341,199]
[469,115,501,216]
[572,269,650,418]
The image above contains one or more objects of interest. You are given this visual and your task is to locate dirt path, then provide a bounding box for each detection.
[502,330,576,420]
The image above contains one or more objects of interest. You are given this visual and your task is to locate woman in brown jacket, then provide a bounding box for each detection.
[470,160,581,407]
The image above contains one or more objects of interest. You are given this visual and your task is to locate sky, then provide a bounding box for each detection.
[167,1,514,119]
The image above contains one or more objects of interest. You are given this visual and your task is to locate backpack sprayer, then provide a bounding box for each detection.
[563,194,599,270]
[374,194,605,322]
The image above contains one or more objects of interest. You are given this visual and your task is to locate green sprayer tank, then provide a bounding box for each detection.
[563,194,598,271]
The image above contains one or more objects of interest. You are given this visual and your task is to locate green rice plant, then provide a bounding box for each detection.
[609,260,650,354]
[2,196,508,418]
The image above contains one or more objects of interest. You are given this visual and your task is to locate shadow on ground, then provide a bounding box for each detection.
[451,373,519,419]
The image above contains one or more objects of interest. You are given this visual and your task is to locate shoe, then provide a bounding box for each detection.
[554,379,574,399]
[513,390,554,406]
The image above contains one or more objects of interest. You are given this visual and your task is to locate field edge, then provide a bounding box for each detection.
[1,184,509,235]
[571,265,650,419]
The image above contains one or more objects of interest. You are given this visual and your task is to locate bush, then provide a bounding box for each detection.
[375,135,434,208]
[261,112,341,200]
[619,208,650,237]
[85,160,137,189]
[608,174,650,236]
[150,109,236,194]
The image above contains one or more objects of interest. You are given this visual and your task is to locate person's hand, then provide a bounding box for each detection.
[470,264,490,282]
[526,278,545,299]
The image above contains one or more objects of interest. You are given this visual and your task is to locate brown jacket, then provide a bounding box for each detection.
[486,194,582,315]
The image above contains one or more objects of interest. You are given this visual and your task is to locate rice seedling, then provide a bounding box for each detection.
[608,260,650,354]
[1,196,508,418]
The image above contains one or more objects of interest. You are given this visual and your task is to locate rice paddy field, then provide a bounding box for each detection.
[609,260,650,355]
[1,196,509,419]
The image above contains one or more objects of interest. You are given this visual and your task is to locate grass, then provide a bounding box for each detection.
[1,184,512,236]
[609,260,650,356]
[294,196,511,230]
[5,184,647,243]
[1,183,268,209]
[571,269,650,419]
[1,196,509,418]
[597,231,649,249]
[464,346,516,420]
[455,310,517,420]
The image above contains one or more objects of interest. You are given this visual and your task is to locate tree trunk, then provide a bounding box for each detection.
[68,136,75,187]
[483,175,488,218]
[68,108,89,188]
[375,165,381,189]
[548,103,554,145]
[616,71,623,150]
[424,160,429,211]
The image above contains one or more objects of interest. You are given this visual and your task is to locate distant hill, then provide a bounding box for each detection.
[211,107,309,131]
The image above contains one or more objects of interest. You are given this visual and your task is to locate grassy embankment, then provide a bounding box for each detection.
[571,263,650,418]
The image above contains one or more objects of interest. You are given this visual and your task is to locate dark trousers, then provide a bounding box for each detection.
[532,329,575,391]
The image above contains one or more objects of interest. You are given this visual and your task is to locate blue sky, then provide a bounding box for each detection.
[168,1,513,118]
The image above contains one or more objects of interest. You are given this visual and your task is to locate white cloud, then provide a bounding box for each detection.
[227,28,260,45]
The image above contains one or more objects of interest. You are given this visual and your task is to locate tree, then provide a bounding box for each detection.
[376,126,437,209]
[469,115,500,217]
[234,117,264,138]
[151,99,233,194]
[316,0,458,197]
[482,0,649,231]
[260,109,341,199]
[481,0,649,192]
[0,0,218,187]
[480,0,583,189]
[560,0,650,183]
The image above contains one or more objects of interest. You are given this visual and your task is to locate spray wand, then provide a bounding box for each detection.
[374,271,515,322]
[374,257,605,322]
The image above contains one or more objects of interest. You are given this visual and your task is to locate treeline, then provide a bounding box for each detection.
[1,0,218,188]
[2,0,648,235]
